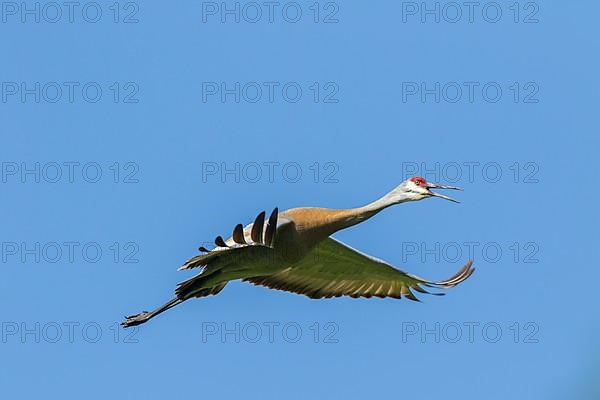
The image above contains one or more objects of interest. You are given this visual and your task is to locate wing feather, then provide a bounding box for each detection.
[179,208,283,271]
[244,238,474,300]
[251,211,266,244]
[264,208,279,246]
[232,224,247,244]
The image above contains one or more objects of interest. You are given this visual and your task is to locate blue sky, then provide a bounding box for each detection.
[0,1,598,399]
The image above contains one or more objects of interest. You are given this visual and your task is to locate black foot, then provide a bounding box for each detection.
[121,311,151,328]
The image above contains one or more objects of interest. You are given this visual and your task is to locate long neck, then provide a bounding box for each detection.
[321,189,411,235]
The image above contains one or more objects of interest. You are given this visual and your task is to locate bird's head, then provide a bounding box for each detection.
[391,176,463,203]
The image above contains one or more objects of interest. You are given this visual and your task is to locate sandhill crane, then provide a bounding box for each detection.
[122,176,474,327]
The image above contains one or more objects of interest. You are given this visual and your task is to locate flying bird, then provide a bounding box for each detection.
[122,176,474,327]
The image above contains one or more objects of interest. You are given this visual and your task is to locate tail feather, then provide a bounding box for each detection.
[178,252,218,271]
[176,280,226,299]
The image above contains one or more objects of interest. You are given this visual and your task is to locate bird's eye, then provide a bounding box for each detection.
[414,181,420,186]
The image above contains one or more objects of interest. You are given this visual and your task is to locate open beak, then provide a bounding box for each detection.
[425,182,463,203]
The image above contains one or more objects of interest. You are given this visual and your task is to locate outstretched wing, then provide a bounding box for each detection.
[244,238,474,300]
[178,207,283,272]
